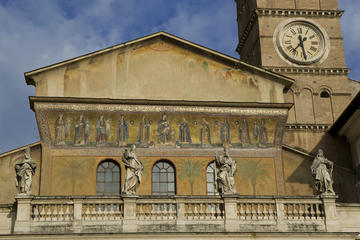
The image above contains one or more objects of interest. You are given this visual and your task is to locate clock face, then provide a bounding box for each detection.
[277,21,326,65]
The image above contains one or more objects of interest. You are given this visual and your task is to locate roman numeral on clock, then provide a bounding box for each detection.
[285,40,291,44]
[310,46,318,52]
[311,41,319,45]
[297,27,302,34]
[290,29,296,35]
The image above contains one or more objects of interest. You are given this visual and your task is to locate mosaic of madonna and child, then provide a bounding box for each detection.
[48,112,277,148]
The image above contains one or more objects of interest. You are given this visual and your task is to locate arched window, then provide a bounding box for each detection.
[96,160,120,196]
[320,91,330,98]
[152,161,175,195]
[207,162,217,195]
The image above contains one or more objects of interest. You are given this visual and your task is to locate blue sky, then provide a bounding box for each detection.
[0,0,359,153]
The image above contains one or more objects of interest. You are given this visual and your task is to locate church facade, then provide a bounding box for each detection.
[0,0,359,239]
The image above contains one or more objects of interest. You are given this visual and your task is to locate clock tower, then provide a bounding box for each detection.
[235,0,359,127]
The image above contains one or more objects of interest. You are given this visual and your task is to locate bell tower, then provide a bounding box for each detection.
[235,0,358,127]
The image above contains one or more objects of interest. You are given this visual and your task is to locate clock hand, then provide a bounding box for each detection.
[301,44,307,60]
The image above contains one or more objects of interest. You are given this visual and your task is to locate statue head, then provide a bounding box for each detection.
[162,113,167,120]
[24,147,31,159]
[59,113,63,119]
[131,144,136,152]
[317,149,324,157]
[224,146,230,156]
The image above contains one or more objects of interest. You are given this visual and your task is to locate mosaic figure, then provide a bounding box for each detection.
[122,145,144,195]
[259,119,268,145]
[15,148,37,195]
[200,118,211,147]
[65,118,72,139]
[215,147,237,194]
[238,119,250,145]
[311,149,335,195]
[117,115,128,146]
[55,113,66,145]
[138,116,150,144]
[179,117,192,144]
[157,113,173,144]
[84,119,91,144]
[220,119,231,145]
[96,115,107,145]
[74,114,86,145]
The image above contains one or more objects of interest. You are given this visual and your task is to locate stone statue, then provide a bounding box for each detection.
[118,115,128,146]
[200,118,211,147]
[15,148,37,195]
[238,119,250,146]
[138,116,150,144]
[55,113,66,145]
[74,114,86,145]
[157,113,173,144]
[122,145,144,195]
[311,149,335,195]
[179,117,191,144]
[215,147,237,194]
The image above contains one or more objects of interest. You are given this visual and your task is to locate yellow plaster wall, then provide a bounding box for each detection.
[49,155,277,196]
[32,40,285,103]
[0,144,41,204]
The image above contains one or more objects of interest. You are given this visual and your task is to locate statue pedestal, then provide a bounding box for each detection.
[320,194,339,232]
[223,194,239,232]
[14,194,34,234]
[122,195,138,232]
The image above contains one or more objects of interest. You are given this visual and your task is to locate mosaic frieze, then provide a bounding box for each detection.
[47,111,278,148]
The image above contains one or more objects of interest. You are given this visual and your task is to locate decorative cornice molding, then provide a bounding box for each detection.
[256,8,344,18]
[286,124,330,131]
[265,67,350,75]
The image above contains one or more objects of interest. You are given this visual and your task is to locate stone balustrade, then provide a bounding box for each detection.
[12,195,339,234]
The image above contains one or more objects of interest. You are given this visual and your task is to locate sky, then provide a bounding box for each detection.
[0,0,359,153]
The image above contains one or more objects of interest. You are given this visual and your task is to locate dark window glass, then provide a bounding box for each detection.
[320,91,330,98]
[206,162,217,195]
[96,160,121,196]
[152,161,175,195]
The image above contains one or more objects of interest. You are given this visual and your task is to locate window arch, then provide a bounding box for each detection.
[96,160,120,196]
[152,160,175,195]
[207,162,217,195]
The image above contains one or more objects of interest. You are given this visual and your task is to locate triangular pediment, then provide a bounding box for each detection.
[25,32,293,103]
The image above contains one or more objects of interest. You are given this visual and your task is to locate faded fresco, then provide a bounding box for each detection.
[33,39,285,103]
[50,156,277,196]
[48,112,278,148]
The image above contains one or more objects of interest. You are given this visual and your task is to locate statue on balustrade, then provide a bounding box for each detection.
[122,145,144,195]
[15,148,37,195]
[215,147,237,194]
[55,113,66,145]
[311,149,335,195]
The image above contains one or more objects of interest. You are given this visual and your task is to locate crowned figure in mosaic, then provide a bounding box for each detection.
[311,149,335,195]
[215,147,237,194]
[15,148,37,195]
[122,145,144,195]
